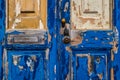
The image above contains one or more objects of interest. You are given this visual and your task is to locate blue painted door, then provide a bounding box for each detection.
[0,0,120,80]
[1,0,56,80]
[58,0,120,80]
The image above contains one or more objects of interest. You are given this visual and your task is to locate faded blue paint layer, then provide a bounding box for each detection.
[47,0,58,79]
[0,0,119,80]
[56,0,71,79]
[7,51,46,80]
[0,0,5,42]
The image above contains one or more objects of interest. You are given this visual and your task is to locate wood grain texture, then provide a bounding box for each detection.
[7,0,47,30]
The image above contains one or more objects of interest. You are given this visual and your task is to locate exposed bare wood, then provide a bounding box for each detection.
[7,0,47,30]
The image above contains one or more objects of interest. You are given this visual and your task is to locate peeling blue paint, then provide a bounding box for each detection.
[57,0,119,80]
[7,51,45,80]
[0,0,120,80]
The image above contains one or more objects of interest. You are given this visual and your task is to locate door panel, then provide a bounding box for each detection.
[76,55,89,80]
[73,53,107,80]
[7,0,47,30]
[5,0,48,49]
[59,0,116,79]
[7,51,45,80]
[71,0,112,30]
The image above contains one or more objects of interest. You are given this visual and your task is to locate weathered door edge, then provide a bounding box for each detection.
[113,0,120,79]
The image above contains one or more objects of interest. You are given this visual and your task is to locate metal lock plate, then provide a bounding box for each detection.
[7,31,46,44]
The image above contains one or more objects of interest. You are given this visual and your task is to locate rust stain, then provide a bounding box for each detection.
[112,41,118,53]
[111,51,114,80]
[78,6,81,15]
[98,74,103,80]
[109,41,118,80]
[72,1,76,11]
[106,21,109,25]
[111,68,114,80]
[48,33,51,43]
[98,22,103,27]
[78,17,95,24]
[110,41,118,53]
[88,55,93,75]
[71,22,76,29]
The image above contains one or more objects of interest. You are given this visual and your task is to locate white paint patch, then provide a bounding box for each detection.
[15,0,21,17]
[64,2,69,12]
[45,49,49,60]
[71,0,112,30]
[54,65,56,74]
[37,0,40,11]
[26,57,34,72]
[12,18,21,29]
[18,66,24,70]
[12,23,16,29]
[39,20,44,29]
[15,18,21,23]
[13,56,18,66]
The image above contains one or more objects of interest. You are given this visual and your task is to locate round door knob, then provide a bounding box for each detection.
[63,36,71,44]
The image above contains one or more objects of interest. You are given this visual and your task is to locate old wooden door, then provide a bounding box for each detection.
[0,0,120,80]
[58,0,120,80]
[1,0,50,80]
